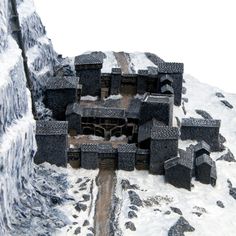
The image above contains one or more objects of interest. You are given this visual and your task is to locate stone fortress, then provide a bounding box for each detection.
[35,53,220,191]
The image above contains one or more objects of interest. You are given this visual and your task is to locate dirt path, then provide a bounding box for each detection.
[114,52,131,74]
[94,170,115,236]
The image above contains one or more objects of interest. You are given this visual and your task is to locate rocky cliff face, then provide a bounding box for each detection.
[0,0,67,235]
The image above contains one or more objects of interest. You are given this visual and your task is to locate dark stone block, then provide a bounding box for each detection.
[137,70,149,94]
[194,141,211,158]
[150,127,179,175]
[195,154,213,184]
[161,84,174,95]
[164,150,193,190]
[111,68,122,95]
[118,144,136,171]
[140,94,174,126]
[81,144,99,170]
[34,121,68,167]
[181,118,221,151]
[45,77,79,120]
[77,69,101,97]
[66,103,82,135]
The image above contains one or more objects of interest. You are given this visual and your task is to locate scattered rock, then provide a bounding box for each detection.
[75,203,87,212]
[129,205,138,211]
[76,178,83,184]
[182,102,187,115]
[182,87,187,95]
[216,201,225,208]
[219,133,226,144]
[170,207,183,215]
[168,216,195,236]
[74,227,81,235]
[128,211,137,219]
[121,179,139,191]
[221,100,233,109]
[74,190,79,194]
[164,211,171,215]
[73,222,78,225]
[72,215,78,219]
[82,194,90,202]
[83,220,90,226]
[215,92,225,98]
[195,109,213,120]
[229,188,236,200]
[79,182,87,188]
[79,187,87,191]
[182,97,188,103]
[154,208,161,212]
[192,212,202,217]
[125,221,136,231]
[88,227,95,234]
[217,149,235,162]
[175,117,181,127]
[128,190,143,207]
[50,195,63,205]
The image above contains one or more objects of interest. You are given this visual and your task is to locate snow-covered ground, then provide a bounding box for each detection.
[55,166,99,236]
[114,74,236,236]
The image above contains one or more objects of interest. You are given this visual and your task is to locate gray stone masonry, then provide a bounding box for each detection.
[66,103,82,135]
[80,144,99,170]
[195,154,214,184]
[35,121,68,167]
[140,94,174,126]
[111,68,122,95]
[150,126,179,175]
[118,144,137,171]
[181,118,221,151]
[75,54,103,97]
[164,149,194,190]
[45,77,79,120]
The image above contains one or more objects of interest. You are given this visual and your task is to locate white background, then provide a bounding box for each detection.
[34,0,236,93]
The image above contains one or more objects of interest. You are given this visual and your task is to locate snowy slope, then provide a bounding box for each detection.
[114,74,236,236]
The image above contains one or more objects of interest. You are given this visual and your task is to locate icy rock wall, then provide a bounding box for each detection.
[16,0,58,98]
[0,0,62,234]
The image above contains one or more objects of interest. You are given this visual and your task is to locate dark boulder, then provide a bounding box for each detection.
[83,220,90,226]
[170,207,183,215]
[168,217,195,236]
[75,203,87,212]
[129,205,138,211]
[128,190,143,207]
[121,179,139,191]
[125,221,136,231]
[128,211,137,219]
[216,201,225,208]
[195,109,212,120]
[221,100,233,109]
[217,149,235,162]
[74,227,81,235]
